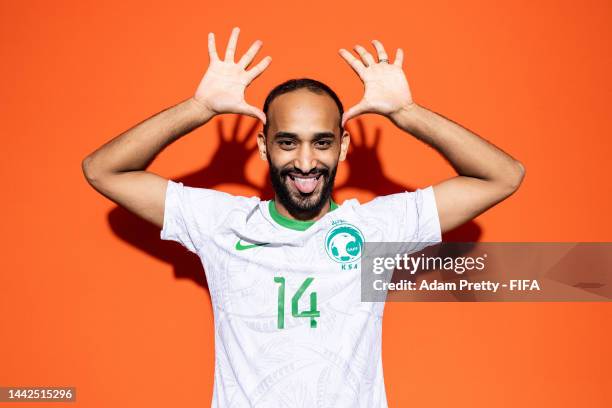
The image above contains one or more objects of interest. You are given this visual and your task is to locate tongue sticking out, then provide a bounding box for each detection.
[292,176,319,194]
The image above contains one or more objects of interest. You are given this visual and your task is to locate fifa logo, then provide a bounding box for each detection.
[324,222,364,264]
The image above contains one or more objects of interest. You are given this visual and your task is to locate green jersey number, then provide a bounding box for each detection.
[274,276,320,329]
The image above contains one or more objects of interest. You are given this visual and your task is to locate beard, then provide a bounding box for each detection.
[268,157,337,220]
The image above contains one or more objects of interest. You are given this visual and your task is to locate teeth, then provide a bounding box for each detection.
[289,175,320,180]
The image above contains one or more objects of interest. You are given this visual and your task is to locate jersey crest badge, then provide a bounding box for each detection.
[324,222,364,264]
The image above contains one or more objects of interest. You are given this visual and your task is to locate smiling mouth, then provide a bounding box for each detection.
[287,174,322,194]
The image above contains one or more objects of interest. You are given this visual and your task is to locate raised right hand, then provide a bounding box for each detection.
[193,27,272,124]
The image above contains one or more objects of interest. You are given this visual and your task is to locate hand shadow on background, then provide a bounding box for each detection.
[108,116,481,290]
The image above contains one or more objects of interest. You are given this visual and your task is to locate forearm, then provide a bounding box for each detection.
[389,104,524,188]
[83,97,214,177]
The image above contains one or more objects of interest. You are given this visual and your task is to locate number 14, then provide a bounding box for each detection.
[274,276,320,329]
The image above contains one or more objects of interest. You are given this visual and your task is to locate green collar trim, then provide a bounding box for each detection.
[268,199,338,231]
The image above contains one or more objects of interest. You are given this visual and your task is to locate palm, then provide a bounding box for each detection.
[339,40,414,125]
[359,66,411,115]
[195,62,250,112]
[193,27,271,123]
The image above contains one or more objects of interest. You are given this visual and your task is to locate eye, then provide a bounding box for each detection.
[277,139,296,149]
[315,139,333,149]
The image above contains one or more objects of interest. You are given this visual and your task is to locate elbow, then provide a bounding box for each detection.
[501,160,526,195]
[81,155,100,185]
[512,160,526,189]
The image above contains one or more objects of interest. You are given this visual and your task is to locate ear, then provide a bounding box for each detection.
[338,129,350,162]
[256,131,267,161]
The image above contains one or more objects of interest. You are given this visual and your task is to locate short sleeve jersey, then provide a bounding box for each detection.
[161,179,442,408]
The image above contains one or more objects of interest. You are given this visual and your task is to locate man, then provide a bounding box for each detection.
[82,27,524,407]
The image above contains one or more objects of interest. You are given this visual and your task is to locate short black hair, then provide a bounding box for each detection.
[262,78,344,135]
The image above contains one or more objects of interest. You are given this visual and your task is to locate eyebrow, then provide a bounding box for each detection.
[274,131,336,140]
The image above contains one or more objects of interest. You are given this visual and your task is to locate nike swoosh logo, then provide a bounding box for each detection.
[235,239,270,251]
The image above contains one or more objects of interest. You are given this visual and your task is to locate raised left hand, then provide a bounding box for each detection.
[338,40,415,126]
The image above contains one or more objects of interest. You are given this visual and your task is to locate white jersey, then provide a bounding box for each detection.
[160,179,442,407]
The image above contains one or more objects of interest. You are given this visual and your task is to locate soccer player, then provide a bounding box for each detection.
[82,27,524,407]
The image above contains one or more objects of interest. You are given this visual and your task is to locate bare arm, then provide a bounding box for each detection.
[388,104,524,234]
[81,99,213,228]
[82,27,272,229]
[339,40,524,235]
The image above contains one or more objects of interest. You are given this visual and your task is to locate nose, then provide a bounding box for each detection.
[292,144,317,174]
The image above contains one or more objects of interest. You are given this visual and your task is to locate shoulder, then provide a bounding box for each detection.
[165,180,261,229]
[346,187,439,242]
[354,187,435,214]
[353,190,412,215]
[167,179,260,209]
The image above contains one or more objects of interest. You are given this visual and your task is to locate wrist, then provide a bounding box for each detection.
[389,102,420,127]
[188,97,216,121]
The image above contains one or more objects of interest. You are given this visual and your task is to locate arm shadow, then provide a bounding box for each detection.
[106,116,480,291]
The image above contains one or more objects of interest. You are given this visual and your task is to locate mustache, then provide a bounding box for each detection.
[279,167,330,178]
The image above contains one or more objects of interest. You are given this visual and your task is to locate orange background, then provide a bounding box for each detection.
[1,0,611,406]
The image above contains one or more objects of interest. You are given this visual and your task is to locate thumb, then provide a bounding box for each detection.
[240,103,266,125]
[342,102,368,127]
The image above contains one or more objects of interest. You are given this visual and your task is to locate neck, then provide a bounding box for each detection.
[273,196,333,222]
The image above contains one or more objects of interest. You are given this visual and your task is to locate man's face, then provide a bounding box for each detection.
[257,89,350,218]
